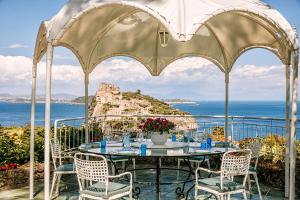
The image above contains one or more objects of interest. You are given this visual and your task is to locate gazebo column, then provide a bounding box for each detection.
[84,72,89,143]
[44,43,53,200]
[285,62,291,198]
[225,72,229,142]
[289,49,298,200]
[29,62,37,200]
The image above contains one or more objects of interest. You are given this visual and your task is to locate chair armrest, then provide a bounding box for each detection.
[107,172,133,190]
[195,167,222,183]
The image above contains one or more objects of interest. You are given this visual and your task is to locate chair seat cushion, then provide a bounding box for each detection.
[198,176,244,192]
[81,181,130,198]
[56,164,74,172]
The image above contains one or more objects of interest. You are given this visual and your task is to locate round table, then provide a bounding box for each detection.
[79,141,234,200]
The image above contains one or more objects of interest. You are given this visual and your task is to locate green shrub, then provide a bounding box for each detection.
[0,126,45,165]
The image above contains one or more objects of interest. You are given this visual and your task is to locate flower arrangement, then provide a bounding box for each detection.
[139,117,175,134]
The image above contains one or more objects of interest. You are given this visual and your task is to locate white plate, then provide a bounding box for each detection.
[131,141,187,149]
[194,149,210,153]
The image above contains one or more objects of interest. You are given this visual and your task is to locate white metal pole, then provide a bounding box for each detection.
[225,72,229,142]
[29,63,37,200]
[84,72,89,143]
[44,43,53,200]
[289,49,298,200]
[285,62,291,198]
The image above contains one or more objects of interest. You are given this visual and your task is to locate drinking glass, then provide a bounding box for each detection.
[122,133,130,148]
[137,132,144,143]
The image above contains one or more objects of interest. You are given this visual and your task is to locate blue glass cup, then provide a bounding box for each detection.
[101,146,106,154]
[200,141,207,150]
[100,140,107,148]
[140,144,147,156]
[207,138,212,149]
[172,134,176,142]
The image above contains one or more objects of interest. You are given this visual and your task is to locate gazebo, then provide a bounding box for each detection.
[30,0,299,199]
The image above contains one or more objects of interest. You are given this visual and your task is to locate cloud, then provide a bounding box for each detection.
[8,44,28,49]
[0,54,296,100]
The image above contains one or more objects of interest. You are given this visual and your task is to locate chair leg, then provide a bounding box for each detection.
[177,159,181,180]
[243,191,248,200]
[253,173,263,200]
[132,158,136,181]
[177,159,181,169]
[247,174,252,192]
[220,195,224,200]
[129,191,133,200]
[207,159,211,169]
[55,174,62,195]
[194,186,198,199]
[111,162,115,175]
[50,173,57,199]
[122,161,125,172]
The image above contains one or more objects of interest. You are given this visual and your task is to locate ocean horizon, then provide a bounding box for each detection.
[0,101,294,127]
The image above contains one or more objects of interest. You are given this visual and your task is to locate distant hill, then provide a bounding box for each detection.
[0,93,13,97]
[71,96,94,104]
[162,99,196,104]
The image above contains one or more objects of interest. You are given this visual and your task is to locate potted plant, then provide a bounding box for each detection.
[139,117,175,145]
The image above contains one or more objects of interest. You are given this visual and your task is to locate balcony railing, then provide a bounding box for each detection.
[53,115,300,157]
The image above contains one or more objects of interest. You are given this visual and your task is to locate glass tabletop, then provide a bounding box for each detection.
[79,141,237,157]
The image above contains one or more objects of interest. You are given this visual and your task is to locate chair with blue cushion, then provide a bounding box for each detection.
[50,140,76,199]
[246,138,263,200]
[195,149,252,200]
[74,152,133,200]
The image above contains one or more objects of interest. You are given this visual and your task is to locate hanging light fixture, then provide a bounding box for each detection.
[159,31,169,47]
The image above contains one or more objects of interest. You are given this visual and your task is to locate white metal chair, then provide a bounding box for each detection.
[195,149,252,200]
[74,152,133,200]
[50,141,76,199]
[246,139,263,200]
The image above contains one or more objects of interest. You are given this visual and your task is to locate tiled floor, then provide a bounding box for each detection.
[0,163,286,200]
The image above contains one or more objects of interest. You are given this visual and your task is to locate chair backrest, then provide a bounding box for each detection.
[74,153,109,186]
[221,149,252,179]
[50,140,62,168]
[247,138,262,158]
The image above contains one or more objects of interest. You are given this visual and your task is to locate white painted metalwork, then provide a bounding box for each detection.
[195,149,252,200]
[84,72,89,143]
[44,43,53,200]
[74,152,133,200]
[285,62,291,198]
[29,63,37,200]
[289,48,299,200]
[49,141,76,199]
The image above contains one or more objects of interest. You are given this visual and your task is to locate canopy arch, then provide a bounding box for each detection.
[33,0,298,76]
[231,45,289,70]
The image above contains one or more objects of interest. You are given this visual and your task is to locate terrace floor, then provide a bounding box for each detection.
[0,163,286,200]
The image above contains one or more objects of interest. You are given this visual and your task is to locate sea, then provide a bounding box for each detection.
[0,101,290,127]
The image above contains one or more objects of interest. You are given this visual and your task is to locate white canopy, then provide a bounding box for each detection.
[31,1,299,200]
[34,0,297,75]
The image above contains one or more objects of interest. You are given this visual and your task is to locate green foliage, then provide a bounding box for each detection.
[239,135,300,163]
[0,126,45,165]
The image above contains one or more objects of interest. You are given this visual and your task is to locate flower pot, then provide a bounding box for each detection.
[151,132,168,145]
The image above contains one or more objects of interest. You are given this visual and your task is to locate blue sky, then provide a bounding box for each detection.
[0,0,300,100]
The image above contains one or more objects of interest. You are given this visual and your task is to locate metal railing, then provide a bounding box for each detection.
[53,115,300,157]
